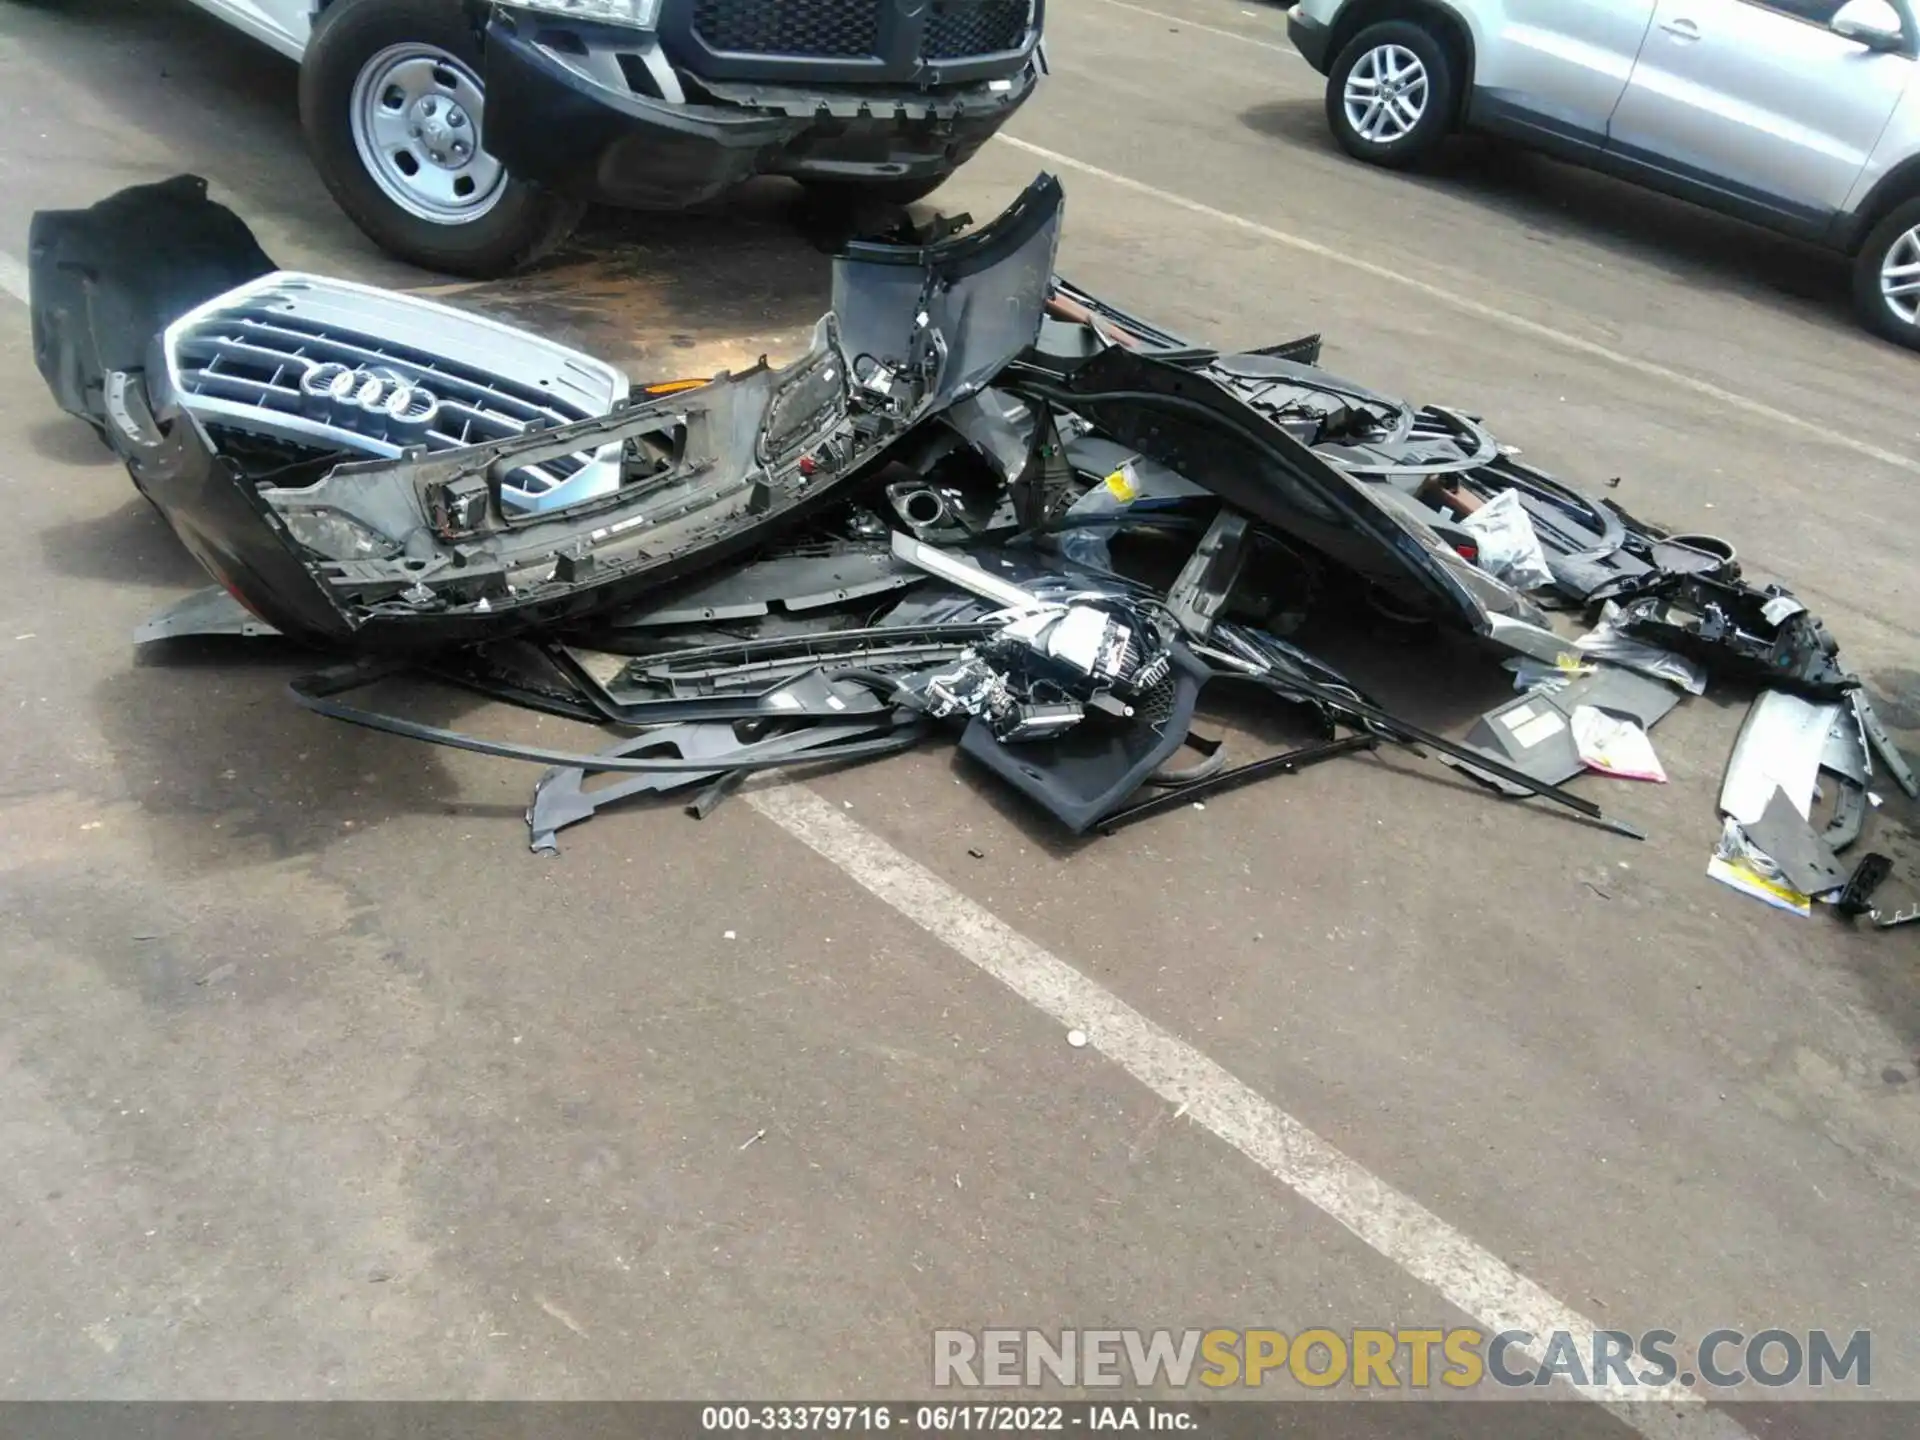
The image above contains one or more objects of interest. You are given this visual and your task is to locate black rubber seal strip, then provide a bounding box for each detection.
[288,660,922,775]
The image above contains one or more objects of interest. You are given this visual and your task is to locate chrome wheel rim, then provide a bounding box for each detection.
[1343,44,1429,144]
[349,43,505,225]
[1881,224,1920,326]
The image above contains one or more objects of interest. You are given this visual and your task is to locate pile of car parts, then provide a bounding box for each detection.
[1712,688,1918,924]
[27,175,1917,908]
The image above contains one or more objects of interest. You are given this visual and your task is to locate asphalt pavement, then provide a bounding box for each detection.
[0,0,1916,1426]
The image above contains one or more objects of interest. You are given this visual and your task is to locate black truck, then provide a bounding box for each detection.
[280,0,1046,276]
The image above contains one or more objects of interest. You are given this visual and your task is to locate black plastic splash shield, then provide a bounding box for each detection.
[1002,347,1530,638]
[29,175,276,456]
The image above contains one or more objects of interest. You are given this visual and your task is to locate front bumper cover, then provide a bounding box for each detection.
[31,171,1065,652]
[482,17,1041,209]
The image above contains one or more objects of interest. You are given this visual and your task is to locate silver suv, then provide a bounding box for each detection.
[1287,0,1920,350]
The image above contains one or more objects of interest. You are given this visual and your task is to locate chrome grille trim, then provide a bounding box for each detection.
[162,273,631,513]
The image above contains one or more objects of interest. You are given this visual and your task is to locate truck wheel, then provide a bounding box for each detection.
[1325,20,1455,169]
[299,0,583,277]
[1852,196,1920,352]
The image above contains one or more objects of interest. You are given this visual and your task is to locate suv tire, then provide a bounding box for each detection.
[1853,196,1920,353]
[1325,20,1455,169]
[299,0,583,277]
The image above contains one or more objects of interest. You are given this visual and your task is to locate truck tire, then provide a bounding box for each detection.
[1324,20,1455,170]
[1852,196,1920,352]
[299,0,583,278]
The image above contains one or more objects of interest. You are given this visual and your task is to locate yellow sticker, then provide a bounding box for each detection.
[1706,856,1811,917]
[1104,467,1139,502]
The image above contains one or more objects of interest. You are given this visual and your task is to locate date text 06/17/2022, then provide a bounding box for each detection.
[699,1404,1197,1433]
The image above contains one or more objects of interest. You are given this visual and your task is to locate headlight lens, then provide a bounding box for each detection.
[280,508,401,562]
[505,0,664,28]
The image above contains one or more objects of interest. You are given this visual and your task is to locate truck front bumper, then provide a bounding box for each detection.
[482,17,1042,209]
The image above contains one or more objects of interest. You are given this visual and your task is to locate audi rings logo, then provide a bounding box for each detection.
[299,362,439,426]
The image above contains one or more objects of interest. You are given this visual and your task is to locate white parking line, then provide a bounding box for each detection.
[749,785,1753,1439]
[1084,0,1304,57]
[995,134,1920,478]
[0,253,30,307]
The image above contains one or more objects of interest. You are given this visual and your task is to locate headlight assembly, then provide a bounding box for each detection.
[279,507,402,562]
[502,0,664,30]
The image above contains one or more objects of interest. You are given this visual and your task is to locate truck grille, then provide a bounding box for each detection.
[692,0,881,58]
[161,274,630,513]
[924,0,1029,59]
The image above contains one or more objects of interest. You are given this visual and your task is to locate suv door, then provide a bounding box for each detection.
[1471,1,1661,144]
[1604,1,1916,232]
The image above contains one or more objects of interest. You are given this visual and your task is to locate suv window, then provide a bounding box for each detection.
[1746,1,1845,22]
